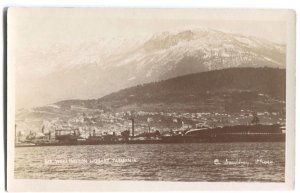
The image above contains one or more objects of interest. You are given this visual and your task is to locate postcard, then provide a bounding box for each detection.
[5,8,296,191]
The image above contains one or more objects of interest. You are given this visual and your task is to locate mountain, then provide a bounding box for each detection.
[16,67,286,132]
[55,67,285,112]
[99,28,285,91]
[17,28,286,109]
[126,29,285,82]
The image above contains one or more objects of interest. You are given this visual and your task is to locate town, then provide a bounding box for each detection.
[15,105,286,144]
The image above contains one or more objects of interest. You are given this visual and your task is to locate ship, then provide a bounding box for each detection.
[161,124,285,143]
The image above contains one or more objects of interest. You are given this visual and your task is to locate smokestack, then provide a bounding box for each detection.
[131,118,134,137]
[49,131,51,140]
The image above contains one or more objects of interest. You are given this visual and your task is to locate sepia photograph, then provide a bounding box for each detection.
[5,8,295,191]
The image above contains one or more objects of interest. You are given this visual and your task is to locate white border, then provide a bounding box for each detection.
[0,1,298,192]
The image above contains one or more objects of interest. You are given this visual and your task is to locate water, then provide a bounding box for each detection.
[15,142,285,182]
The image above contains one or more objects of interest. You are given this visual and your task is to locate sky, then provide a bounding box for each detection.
[8,8,288,109]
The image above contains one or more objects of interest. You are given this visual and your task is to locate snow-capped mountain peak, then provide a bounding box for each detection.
[16,28,286,109]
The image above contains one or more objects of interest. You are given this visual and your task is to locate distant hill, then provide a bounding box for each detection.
[56,67,286,113]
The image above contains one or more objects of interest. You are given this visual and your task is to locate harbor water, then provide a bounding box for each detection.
[15,142,285,182]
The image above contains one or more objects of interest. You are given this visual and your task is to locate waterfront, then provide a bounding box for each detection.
[15,142,285,182]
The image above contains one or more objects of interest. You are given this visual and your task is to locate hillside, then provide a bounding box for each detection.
[16,67,286,133]
[56,67,285,113]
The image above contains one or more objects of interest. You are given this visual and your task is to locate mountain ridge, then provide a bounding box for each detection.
[52,67,285,113]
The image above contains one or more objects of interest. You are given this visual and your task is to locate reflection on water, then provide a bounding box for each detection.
[15,142,285,182]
